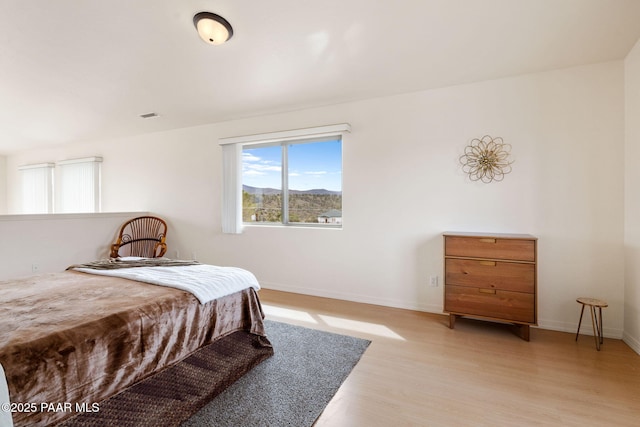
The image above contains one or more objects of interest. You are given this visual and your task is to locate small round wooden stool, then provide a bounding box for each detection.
[575,297,608,351]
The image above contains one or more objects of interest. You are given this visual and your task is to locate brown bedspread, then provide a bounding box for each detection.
[0,271,269,426]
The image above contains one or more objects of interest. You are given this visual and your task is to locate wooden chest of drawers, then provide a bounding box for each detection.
[443,232,537,341]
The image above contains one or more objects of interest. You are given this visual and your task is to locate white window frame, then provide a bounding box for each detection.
[219,123,350,234]
[56,156,103,213]
[18,163,55,214]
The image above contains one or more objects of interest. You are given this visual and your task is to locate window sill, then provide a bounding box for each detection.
[242,223,342,230]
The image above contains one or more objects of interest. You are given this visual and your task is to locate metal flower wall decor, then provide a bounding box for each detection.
[459,135,513,183]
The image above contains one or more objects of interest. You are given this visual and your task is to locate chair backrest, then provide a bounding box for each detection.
[110,216,168,258]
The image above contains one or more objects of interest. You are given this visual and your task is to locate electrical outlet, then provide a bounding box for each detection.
[31,264,40,273]
[429,275,439,287]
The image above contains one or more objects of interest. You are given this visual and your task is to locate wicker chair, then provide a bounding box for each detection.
[110,216,168,258]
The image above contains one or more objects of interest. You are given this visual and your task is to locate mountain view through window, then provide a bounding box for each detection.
[242,138,342,225]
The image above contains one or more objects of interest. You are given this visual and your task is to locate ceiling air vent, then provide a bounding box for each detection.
[139,112,159,119]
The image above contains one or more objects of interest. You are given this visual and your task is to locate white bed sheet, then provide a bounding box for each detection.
[71,263,260,304]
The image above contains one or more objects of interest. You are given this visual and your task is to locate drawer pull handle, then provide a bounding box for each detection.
[479,289,497,295]
[479,238,496,244]
[479,261,496,266]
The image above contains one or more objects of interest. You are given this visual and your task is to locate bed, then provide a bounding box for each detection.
[0,258,272,426]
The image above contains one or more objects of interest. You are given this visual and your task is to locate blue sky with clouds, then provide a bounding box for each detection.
[242,139,342,191]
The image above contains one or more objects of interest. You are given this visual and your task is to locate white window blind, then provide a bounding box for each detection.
[56,157,102,213]
[219,124,350,234]
[19,163,54,214]
[221,143,243,234]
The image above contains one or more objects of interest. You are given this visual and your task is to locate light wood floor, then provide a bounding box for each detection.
[258,289,640,427]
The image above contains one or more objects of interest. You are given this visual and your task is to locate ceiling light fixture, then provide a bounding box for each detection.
[193,12,233,45]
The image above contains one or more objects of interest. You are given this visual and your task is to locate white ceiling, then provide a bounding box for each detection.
[2,0,640,155]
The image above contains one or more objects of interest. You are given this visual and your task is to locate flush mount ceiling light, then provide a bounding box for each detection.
[193,12,233,45]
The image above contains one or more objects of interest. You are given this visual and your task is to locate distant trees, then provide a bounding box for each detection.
[242,191,341,223]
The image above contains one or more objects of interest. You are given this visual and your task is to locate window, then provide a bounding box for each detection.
[56,157,102,213]
[18,157,102,214]
[242,137,342,225]
[19,163,54,214]
[219,124,350,233]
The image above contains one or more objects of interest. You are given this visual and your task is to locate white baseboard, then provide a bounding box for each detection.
[537,318,623,339]
[261,283,637,349]
[623,331,640,355]
[261,281,443,314]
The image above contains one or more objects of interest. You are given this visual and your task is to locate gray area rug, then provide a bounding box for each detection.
[182,319,371,427]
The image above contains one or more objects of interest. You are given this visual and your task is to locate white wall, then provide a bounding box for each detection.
[0,156,6,214]
[624,39,640,353]
[0,212,146,281]
[5,61,626,338]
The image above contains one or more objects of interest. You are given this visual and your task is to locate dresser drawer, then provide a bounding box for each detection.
[445,236,535,262]
[445,285,535,323]
[445,259,535,293]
